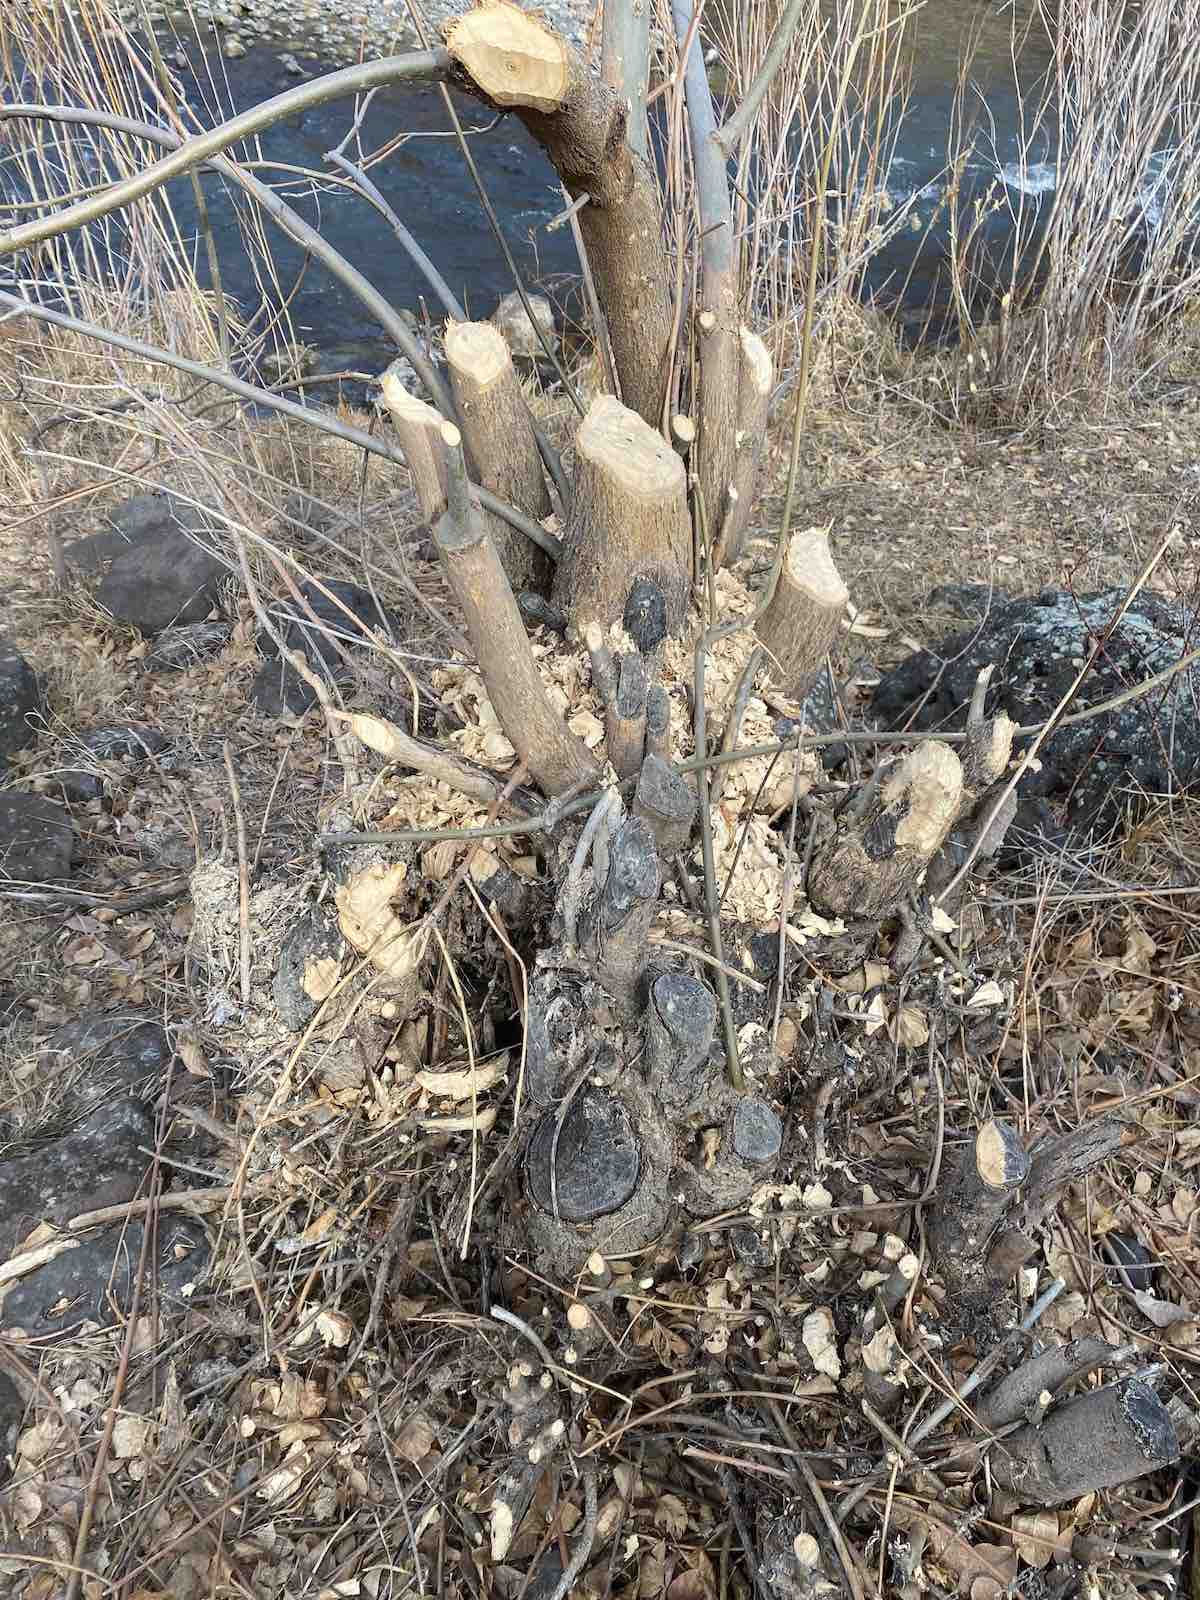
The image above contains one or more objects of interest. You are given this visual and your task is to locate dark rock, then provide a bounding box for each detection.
[145,621,232,672]
[2,1216,210,1337]
[0,1098,154,1261]
[623,579,668,654]
[42,1013,170,1096]
[42,769,104,805]
[0,1370,23,1471]
[872,588,1200,826]
[677,1230,706,1271]
[98,538,226,635]
[0,792,76,881]
[730,1225,773,1267]
[273,909,345,1031]
[79,724,170,760]
[0,634,41,762]
[732,1097,783,1165]
[1106,1231,1155,1292]
[66,494,227,635]
[252,578,405,717]
[526,1088,640,1222]
[996,797,1073,871]
[250,658,316,717]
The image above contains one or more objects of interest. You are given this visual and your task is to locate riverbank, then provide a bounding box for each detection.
[104,0,594,62]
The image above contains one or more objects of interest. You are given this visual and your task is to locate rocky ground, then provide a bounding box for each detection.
[104,0,596,63]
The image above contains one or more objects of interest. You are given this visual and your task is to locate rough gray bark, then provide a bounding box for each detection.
[927,1120,1031,1301]
[978,1338,1135,1430]
[634,753,696,854]
[991,1378,1179,1505]
[756,527,848,698]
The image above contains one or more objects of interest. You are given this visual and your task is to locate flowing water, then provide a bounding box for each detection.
[0,1,1158,380]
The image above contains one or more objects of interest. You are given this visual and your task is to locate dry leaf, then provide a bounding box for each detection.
[1010,1511,1057,1569]
[112,1414,151,1459]
[892,1005,929,1048]
[654,1493,689,1539]
[802,1307,841,1380]
[1133,1290,1193,1329]
[395,1412,438,1463]
[968,980,1004,1009]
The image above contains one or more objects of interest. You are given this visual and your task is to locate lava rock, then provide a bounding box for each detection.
[518,592,567,634]
[145,621,232,672]
[928,582,1003,619]
[996,797,1073,871]
[526,1088,640,1222]
[0,791,76,881]
[42,1013,171,1097]
[1106,1231,1156,1292]
[623,579,668,654]
[67,493,227,635]
[0,633,41,762]
[273,908,345,1031]
[872,588,1200,826]
[0,1098,154,1262]
[732,1097,783,1165]
[2,1216,210,1337]
[250,658,317,717]
[79,724,170,760]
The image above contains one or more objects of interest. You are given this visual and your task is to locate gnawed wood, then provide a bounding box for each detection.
[554,395,690,638]
[380,366,448,523]
[756,526,848,699]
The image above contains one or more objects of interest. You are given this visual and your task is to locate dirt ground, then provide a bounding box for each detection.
[1,325,1200,1600]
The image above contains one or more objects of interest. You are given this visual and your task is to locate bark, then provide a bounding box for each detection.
[443,319,552,593]
[718,328,775,564]
[978,1338,1134,1430]
[926,1120,1030,1301]
[600,0,651,160]
[807,741,964,921]
[553,394,691,638]
[1019,1115,1129,1225]
[490,1361,563,1559]
[634,753,696,854]
[756,527,849,699]
[380,367,448,523]
[446,0,672,427]
[645,684,672,762]
[991,1378,1179,1506]
[605,651,648,779]
[672,0,741,553]
[431,423,599,797]
[578,816,660,1015]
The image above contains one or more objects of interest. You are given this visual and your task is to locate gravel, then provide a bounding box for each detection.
[110,0,593,64]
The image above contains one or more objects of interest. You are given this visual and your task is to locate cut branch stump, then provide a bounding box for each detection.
[444,318,552,593]
[756,526,848,700]
[554,395,690,638]
[991,1377,1179,1505]
[446,0,672,427]
[927,1119,1030,1301]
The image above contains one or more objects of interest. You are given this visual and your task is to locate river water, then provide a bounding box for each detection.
[0,1,1128,379]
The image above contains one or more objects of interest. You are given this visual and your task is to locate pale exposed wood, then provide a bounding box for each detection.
[584,621,618,704]
[807,741,964,921]
[445,0,570,111]
[756,526,849,699]
[554,394,690,638]
[380,365,448,523]
[432,431,598,798]
[927,1118,1030,1302]
[447,3,672,427]
[444,319,552,593]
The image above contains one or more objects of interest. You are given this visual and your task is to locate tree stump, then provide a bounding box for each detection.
[756,526,848,700]
[553,396,691,639]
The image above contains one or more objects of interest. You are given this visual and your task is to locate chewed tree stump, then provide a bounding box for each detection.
[511,820,785,1280]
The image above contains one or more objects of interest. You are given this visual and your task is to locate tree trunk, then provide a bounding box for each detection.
[553,394,691,638]
[443,319,552,593]
[446,0,672,427]
[927,1120,1031,1302]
